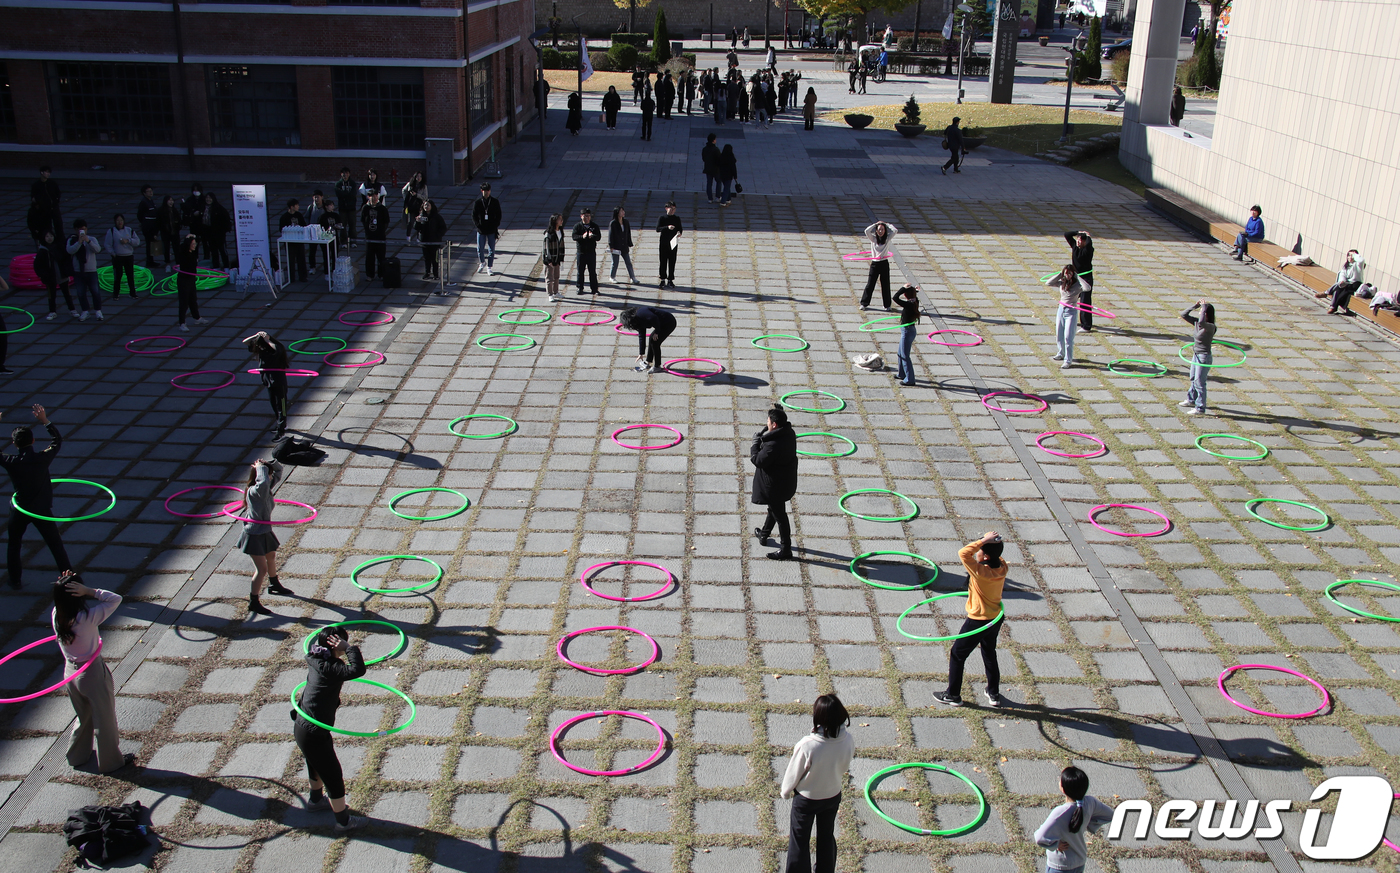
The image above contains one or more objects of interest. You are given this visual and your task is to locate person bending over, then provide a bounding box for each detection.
[619,305,677,374]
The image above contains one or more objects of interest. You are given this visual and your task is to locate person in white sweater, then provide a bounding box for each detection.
[859,221,897,310]
[52,571,134,773]
[779,694,855,873]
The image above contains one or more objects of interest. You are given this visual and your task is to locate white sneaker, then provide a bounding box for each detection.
[79,311,88,322]
[1061,361,1072,369]
[69,310,78,319]
[95,311,104,322]
[1177,400,1192,407]
[194,318,209,325]
[178,323,190,332]
[983,689,1005,708]
[484,267,492,276]
[45,312,56,321]
[1186,408,1203,415]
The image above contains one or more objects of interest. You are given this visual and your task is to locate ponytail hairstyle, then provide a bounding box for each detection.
[52,576,90,645]
[1060,766,1089,833]
[811,693,849,739]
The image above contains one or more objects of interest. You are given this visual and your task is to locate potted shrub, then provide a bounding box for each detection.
[845,113,874,129]
[893,94,926,138]
[961,122,986,150]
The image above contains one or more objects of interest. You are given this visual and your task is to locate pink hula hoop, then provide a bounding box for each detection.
[1035,431,1107,459]
[982,391,1048,414]
[561,309,616,326]
[175,267,228,279]
[323,349,385,368]
[611,424,684,451]
[1218,664,1329,719]
[0,636,103,704]
[247,368,319,377]
[1059,300,1117,318]
[927,329,983,347]
[580,560,675,602]
[842,251,889,261]
[663,358,725,378]
[550,710,668,776]
[339,310,395,326]
[557,625,661,675]
[164,485,246,519]
[1088,504,1172,537]
[125,335,187,355]
[171,370,235,391]
[220,497,319,525]
[614,324,640,336]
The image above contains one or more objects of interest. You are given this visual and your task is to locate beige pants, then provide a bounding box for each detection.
[545,262,560,297]
[65,656,123,772]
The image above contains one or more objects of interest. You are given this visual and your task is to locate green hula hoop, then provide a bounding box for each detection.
[388,487,471,521]
[1325,579,1400,623]
[291,678,415,737]
[448,413,518,439]
[11,479,116,522]
[1106,358,1167,377]
[794,432,857,458]
[850,550,940,591]
[838,488,919,522]
[1244,497,1330,532]
[351,554,444,595]
[752,334,810,352]
[476,333,536,351]
[497,308,551,325]
[97,265,156,294]
[0,305,36,334]
[897,592,1005,642]
[288,336,349,356]
[864,762,987,836]
[1195,433,1269,461]
[301,620,408,666]
[859,315,903,332]
[1178,339,1247,367]
[779,390,846,414]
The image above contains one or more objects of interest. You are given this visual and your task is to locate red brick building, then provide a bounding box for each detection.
[0,0,537,183]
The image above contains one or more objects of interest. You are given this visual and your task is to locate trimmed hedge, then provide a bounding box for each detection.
[611,32,650,49]
[589,50,615,72]
[609,43,640,70]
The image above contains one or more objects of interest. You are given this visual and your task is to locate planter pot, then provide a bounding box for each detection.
[961,136,986,150]
[894,123,926,138]
[1039,36,1050,46]
[845,114,874,129]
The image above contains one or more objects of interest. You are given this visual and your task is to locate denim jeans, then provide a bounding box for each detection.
[896,323,916,384]
[610,249,636,281]
[1186,352,1211,410]
[720,178,733,204]
[705,174,719,201]
[71,272,101,312]
[476,232,497,269]
[1055,302,1078,361]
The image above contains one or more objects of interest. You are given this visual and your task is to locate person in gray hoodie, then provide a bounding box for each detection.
[103,214,140,299]
[65,219,104,322]
[239,458,293,616]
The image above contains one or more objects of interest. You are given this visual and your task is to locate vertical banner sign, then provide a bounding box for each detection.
[232,185,270,277]
[989,0,1019,104]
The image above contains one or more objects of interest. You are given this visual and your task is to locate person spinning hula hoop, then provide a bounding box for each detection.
[1,403,72,589]
[1179,300,1216,416]
[933,531,1008,709]
[1065,230,1095,331]
[53,570,135,773]
[240,459,293,616]
[292,628,367,833]
[243,331,291,442]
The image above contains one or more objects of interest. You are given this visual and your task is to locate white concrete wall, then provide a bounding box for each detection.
[1121,0,1400,292]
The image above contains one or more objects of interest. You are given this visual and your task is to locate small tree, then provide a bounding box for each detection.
[652,7,672,64]
[900,94,921,126]
[1080,16,1102,81]
[1193,28,1220,89]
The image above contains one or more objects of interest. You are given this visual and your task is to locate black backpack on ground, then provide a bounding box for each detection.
[62,802,150,869]
[382,256,401,288]
[271,436,326,466]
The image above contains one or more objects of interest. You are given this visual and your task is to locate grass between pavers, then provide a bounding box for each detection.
[820,102,1123,157]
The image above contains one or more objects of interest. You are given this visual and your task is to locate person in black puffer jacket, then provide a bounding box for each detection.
[293,628,367,833]
[751,405,799,560]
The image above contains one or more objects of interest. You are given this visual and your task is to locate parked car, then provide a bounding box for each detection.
[1102,38,1132,60]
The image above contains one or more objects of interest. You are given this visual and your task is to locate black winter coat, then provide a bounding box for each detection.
[294,646,367,726]
[0,423,62,512]
[750,424,798,505]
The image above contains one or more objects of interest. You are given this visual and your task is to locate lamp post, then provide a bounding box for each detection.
[1060,32,1087,143]
[912,0,921,53]
[955,3,972,104]
[765,0,770,50]
[528,27,549,169]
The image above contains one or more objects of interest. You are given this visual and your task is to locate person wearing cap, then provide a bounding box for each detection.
[1,404,71,589]
[933,531,1008,708]
[656,202,683,289]
[472,183,502,276]
[1064,230,1095,331]
[942,117,964,174]
[243,331,291,441]
[572,208,601,295]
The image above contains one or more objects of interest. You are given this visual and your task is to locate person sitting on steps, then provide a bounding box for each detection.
[1231,205,1264,261]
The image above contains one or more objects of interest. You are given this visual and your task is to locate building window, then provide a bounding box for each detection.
[48,62,175,144]
[0,64,16,141]
[332,67,425,150]
[208,65,300,147]
[469,58,494,134]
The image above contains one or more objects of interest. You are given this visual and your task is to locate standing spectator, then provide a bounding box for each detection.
[53,572,134,773]
[750,404,798,560]
[1320,249,1366,314]
[292,627,367,832]
[320,200,344,264]
[103,214,140,300]
[180,182,205,258]
[335,168,358,244]
[1033,767,1115,873]
[632,68,645,104]
[242,331,292,442]
[932,532,1009,707]
[471,182,502,276]
[608,206,637,285]
[137,185,159,268]
[730,27,738,48]
[1179,300,1215,415]
[534,76,552,118]
[602,85,622,129]
[237,457,292,615]
[859,221,896,310]
[65,220,103,322]
[882,24,895,47]
[174,235,209,331]
[566,91,583,135]
[701,133,721,203]
[780,695,854,873]
[31,166,62,240]
[360,192,390,281]
[767,44,777,75]
[743,26,751,47]
[685,71,697,113]
[358,169,388,213]
[156,195,181,271]
[1065,230,1095,330]
[803,86,818,130]
[415,199,447,284]
[619,304,676,373]
[942,117,964,174]
[202,193,231,270]
[714,75,727,125]
[35,231,75,321]
[572,208,601,295]
[1170,85,1186,126]
[1231,205,1264,261]
[541,213,566,303]
[656,201,683,289]
[26,202,51,245]
[304,191,328,273]
[658,73,675,120]
[640,91,656,140]
[1046,264,1083,368]
[401,173,427,241]
[279,199,308,283]
[718,143,739,206]
[848,59,859,93]
[877,48,889,81]
[751,77,769,127]
[893,283,921,386]
[857,61,868,95]
[2,404,71,588]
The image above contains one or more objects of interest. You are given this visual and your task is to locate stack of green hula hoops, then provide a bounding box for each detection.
[97,265,156,294]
